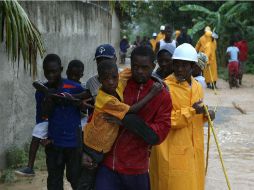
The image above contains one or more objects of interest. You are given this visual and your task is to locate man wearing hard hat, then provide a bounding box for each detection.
[150,43,215,190]
[156,25,166,42]
[150,33,157,52]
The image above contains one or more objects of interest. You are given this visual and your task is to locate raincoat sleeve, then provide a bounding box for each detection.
[149,91,172,144]
[171,107,196,129]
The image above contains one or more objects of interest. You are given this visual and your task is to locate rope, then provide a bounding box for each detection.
[204,105,232,190]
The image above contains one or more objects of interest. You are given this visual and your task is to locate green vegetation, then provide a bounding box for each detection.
[0,143,46,184]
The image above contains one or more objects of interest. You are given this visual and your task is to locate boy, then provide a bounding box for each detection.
[226,39,240,88]
[78,59,162,190]
[15,57,85,186]
[153,43,175,80]
[192,52,208,88]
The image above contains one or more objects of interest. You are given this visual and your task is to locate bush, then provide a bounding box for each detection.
[218,66,228,81]
[0,169,16,183]
[6,146,27,169]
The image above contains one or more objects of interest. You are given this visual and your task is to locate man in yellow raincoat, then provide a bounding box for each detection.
[156,25,165,42]
[150,43,215,190]
[196,27,218,88]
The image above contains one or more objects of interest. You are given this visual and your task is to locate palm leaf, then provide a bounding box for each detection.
[190,21,206,36]
[218,1,236,14]
[0,0,45,77]
[179,4,215,16]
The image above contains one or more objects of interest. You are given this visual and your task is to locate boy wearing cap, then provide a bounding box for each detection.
[150,43,215,190]
[153,43,175,80]
[86,44,117,102]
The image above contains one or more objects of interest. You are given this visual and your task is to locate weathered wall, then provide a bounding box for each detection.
[0,1,120,169]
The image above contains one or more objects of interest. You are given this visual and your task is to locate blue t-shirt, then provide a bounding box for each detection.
[35,79,84,147]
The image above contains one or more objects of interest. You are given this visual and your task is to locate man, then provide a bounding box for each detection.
[150,43,215,190]
[234,34,248,85]
[119,36,130,64]
[156,25,165,42]
[196,27,218,88]
[86,44,117,101]
[176,26,192,46]
[202,32,218,89]
[150,33,157,52]
[155,25,176,55]
[95,46,172,190]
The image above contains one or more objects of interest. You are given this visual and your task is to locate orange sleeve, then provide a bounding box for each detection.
[102,98,130,120]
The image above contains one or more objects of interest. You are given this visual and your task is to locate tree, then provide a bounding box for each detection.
[0,0,45,77]
[179,1,254,65]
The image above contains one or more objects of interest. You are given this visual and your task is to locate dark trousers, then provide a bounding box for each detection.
[45,144,81,190]
[95,166,150,190]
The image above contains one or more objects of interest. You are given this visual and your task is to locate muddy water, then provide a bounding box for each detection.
[205,77,254,190]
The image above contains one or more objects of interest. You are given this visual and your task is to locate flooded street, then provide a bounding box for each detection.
[205,75,254,190]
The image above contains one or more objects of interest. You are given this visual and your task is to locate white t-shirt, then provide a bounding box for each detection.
[195,76,207,89]
[160,39,177,48]
[226,46,239,62]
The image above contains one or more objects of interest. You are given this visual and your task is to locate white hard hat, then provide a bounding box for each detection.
[152,32,157,37]
[172,43,198,62]
[160,25,165,30]
[204,26,211,32]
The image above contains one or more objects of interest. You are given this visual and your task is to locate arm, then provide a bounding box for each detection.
[128,82,162,113]
[154,41,160,55]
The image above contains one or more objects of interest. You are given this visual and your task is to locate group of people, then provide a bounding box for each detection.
[15,25,219,190]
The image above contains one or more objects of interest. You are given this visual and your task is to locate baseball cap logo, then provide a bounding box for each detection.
[99,47,105,54]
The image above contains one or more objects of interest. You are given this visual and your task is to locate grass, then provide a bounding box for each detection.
[0,142,46,184]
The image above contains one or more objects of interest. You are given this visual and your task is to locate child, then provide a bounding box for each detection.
[78,59,162,190]
[153,44,175,80]
[193,52,208,88]
[226,39,240,88]
[15,58,86,180]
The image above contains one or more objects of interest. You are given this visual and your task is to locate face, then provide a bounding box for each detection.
[67,67,83,83]
[165,28,172,39]
[131,55,155,84]
[96,57,116,66]
[192,64,202,77]
[43,61,62,86]
[157,51,173,77]
[99,68,119,95]
[173,60,193,82]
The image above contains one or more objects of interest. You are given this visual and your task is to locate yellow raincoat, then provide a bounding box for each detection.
[196,31,218,83]
[150,39,157,52]
[156,32,165,42]
[150,74,207,190]
[203,39,218,83]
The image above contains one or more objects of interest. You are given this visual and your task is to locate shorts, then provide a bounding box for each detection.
[228,61,239,76]
[32,121,48,139]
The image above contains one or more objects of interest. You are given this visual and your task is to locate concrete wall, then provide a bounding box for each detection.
[0,1,120,169]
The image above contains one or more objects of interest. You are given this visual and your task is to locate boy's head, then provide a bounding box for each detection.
[66,60,84,83]
[157,44,175,77]
[172,43,197,82]
[164,25,173,40]
[97,59,119,95]
[94,44,117,66]
[131,46,155,84]
[43,54,62,86]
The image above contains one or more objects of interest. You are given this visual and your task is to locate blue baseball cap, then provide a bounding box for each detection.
[94,44,116,60]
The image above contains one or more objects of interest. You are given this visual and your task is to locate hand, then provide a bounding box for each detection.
[81,97,94,109]
[102,113,123,126]
[81,152,97,169]
[40,139,52,146]
[149,82,163,96]
[192,100,205,114]
[207,110,215,121]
